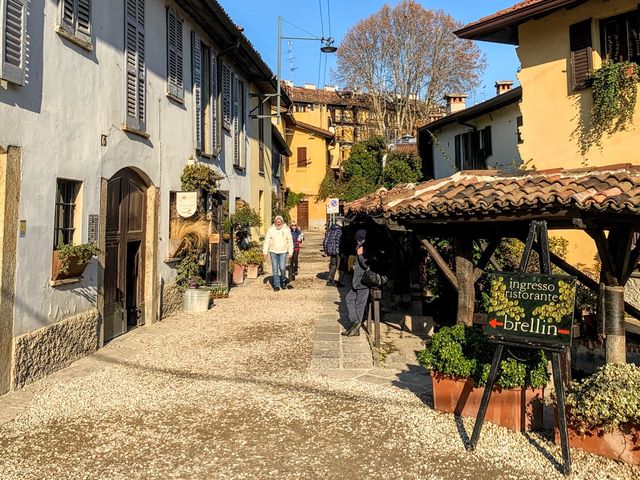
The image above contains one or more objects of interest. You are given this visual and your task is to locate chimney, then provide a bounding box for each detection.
[495,80,513,95]
[283,79,293,87]
[444,93,467,114]
[324,85,336,92]
[304,83,316,90]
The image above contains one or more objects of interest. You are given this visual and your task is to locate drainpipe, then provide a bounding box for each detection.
[215,39,241,156]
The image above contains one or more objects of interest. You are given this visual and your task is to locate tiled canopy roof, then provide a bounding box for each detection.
[345,165,640,221]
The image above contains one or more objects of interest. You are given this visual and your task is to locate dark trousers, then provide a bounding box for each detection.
[328,255,339,281]
[346,288,369,325]
[290,250,299,280]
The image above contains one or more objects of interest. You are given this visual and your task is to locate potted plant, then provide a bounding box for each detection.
[417,324,548,432]
[237,247,264,279]
[168,217,209,258]
[554,363,640,465]
[230,260,245,286]
[51,243,101,281]
[176,253,210,312]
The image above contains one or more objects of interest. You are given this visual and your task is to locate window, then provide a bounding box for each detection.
[297,147,307,167]
[569,19,593,91]
[222,63,232,129]
[454,127,491,171]
[0,0,27,86]
[54,180,81,248]
[600,10,640,64]
[192,33,217,153]
[258,101,265,174]
[57,0,92,48]
[166,7,183,100]
[233,74,246,169]
[124,0,146,133]
[516,116,524,144]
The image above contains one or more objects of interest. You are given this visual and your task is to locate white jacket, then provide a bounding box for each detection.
[263,224,294,256]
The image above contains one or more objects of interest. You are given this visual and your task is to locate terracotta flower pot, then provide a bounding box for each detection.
[232,264,245,285]
[51,250,90,281]
[555,423,639,465]
[430,371,544,432]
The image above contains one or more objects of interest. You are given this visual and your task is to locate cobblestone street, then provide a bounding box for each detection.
[0,233,637,479]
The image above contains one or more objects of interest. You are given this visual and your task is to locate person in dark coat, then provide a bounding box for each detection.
[289,220,303,282]
[342,229,369,336]
[323,220,344,287]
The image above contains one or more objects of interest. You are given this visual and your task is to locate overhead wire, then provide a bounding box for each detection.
[327,0,332,37]
[318,0,325,37]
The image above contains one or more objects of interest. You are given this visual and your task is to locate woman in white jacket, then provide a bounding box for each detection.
[262,215,294,291]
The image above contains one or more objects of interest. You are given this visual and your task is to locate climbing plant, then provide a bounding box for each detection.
[180,163,222,195]
[578,60,638,154]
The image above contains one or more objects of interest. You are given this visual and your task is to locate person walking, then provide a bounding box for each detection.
[263,215,293,291]
[290,220,303,281]
[342,229,368,336]
[323,220,343,287]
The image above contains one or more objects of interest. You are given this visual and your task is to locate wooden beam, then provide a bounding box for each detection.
[473,238,501,281]
[417,236,458,291]
[587,229,619,287]
[455,236,475,327]
[609,226,633,283]
[624,238,640,284]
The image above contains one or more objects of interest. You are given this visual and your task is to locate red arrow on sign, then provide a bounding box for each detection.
[558,329,571,335]
[488,318,504,328]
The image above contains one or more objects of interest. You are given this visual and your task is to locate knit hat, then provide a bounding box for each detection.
[355,229,367,242]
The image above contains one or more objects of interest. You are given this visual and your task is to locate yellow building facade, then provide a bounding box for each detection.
[458,0,640,268]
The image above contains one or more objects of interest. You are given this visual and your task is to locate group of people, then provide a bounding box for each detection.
[262,216,372,337]
[261,215,303,292]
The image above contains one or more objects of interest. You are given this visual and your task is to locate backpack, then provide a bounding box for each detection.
[361,269,388,288]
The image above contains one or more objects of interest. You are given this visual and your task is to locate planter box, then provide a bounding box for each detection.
[51,250,90,281]
[430,371,544,432]
[245,264,259,279]
[232,265,245,285]
[555,424,639,465]
[182,288,211,312]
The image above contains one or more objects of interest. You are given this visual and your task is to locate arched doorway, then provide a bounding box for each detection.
[104,168,148,341]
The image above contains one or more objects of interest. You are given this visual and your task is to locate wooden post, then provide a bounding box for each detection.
[455,236,475,326]
[604,286,626,364]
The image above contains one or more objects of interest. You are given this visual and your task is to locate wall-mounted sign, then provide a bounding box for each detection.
[209,233,220,244]
[327,198,339,214]
[19,220,26,238]
[176,192,198,218]
[485,272,577,346]
[88,214,99,243]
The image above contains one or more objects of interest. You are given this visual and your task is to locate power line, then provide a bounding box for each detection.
[327,0,332,37]
[282,18,319,39]
[318,0,325,37]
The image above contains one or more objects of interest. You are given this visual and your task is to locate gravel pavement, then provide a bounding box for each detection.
[0,232,638,479]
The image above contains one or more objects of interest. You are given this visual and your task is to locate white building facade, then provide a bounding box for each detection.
[0,0,276,394]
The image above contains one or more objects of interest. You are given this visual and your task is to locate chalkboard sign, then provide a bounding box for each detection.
[485,272,577,346]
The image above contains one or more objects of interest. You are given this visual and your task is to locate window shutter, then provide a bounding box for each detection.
[569,19,592,91]
[76,0,91,43]
[454,135,462,171]
[241,80,248,169]
[1,0,27,86]
[297,147,307,167]
[222,64,231,128]
[233,73,240,166]
[481,126,492,157]
[125,0,145,131]
[192,31,202,150]
[59,0,75,34]
[210,51,217,150]
[166,8,183,99]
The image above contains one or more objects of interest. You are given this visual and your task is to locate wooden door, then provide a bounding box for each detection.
[297,200,309,230]
[104,169,147,342]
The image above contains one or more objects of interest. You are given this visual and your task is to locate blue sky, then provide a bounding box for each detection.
[219,0,521,105]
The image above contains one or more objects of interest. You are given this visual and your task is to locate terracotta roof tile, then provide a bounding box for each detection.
[345,165,640,220]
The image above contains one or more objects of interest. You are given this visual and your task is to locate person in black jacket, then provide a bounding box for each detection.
[323,220,344,287]
[342,229,368,336]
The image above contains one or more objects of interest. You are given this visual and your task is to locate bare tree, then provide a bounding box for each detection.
[335,1,486,137]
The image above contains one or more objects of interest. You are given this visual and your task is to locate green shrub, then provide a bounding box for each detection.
[180,164,221,194]
[176,254,204,291]
[565,363,640,433]
[57,243,101,274]
[417,324,549,389]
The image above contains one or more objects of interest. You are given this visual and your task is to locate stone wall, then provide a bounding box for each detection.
[161,282,183,319]
[625,277,640,310]
[13,310,100,388]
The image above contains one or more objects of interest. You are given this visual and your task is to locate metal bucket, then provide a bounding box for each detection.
[182,288,212,312]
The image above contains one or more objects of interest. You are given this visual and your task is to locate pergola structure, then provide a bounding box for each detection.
[345,164,640,364]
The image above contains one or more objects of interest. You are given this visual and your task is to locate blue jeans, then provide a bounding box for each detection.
[270,252,288,288]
